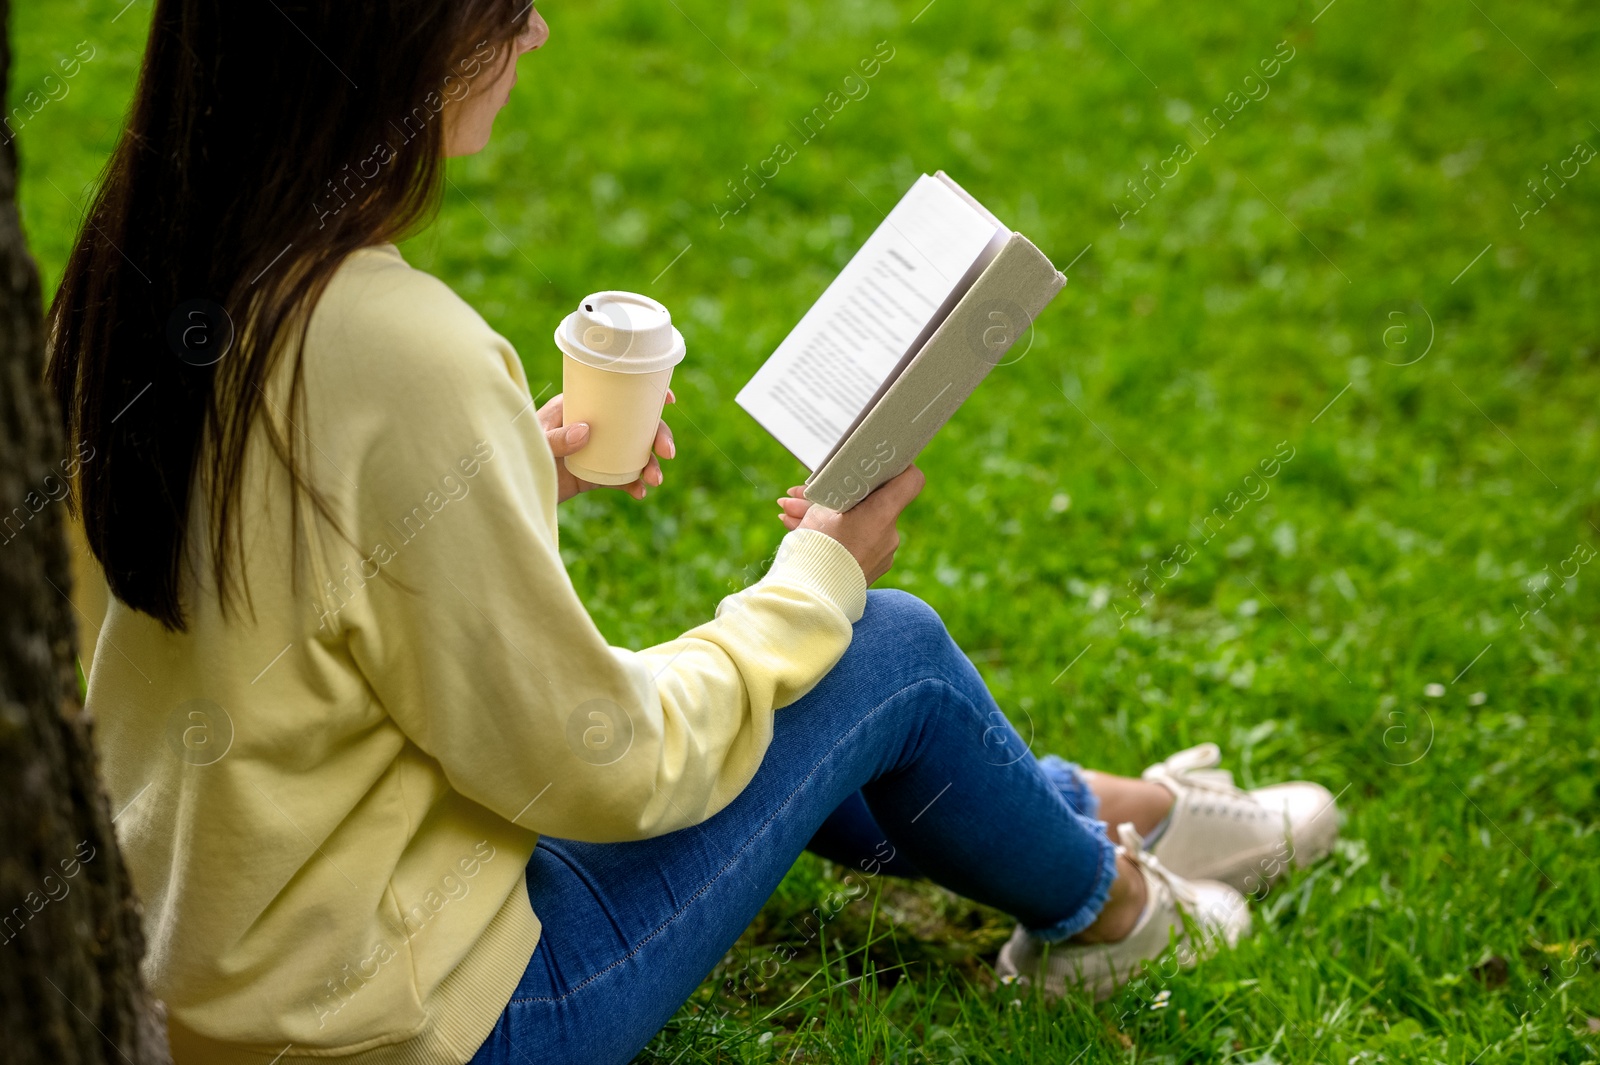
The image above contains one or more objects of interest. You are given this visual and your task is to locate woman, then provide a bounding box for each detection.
[49,4,1340,1063]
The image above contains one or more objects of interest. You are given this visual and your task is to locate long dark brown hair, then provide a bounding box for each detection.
[46,1,530,631]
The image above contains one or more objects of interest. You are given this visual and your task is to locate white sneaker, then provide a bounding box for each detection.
[1142,743,1341,894]
[994,823,1251,1000]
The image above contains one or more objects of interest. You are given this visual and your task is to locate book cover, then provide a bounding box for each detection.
[803,231,1066,510]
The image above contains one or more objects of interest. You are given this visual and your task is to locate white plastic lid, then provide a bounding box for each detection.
[554,291,686,374]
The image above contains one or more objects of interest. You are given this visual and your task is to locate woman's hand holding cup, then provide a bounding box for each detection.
[541,389,676,503]
[553,291,684,499]
[776,465,925,585]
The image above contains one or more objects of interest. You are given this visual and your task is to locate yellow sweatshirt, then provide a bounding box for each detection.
[80,243,867,1065]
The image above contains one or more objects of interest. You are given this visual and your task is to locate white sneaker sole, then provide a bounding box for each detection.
[994,877,1251,1000]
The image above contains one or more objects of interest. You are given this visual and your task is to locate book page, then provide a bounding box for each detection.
[736,174,1001,470]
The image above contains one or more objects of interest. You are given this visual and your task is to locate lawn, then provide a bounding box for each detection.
[13,0,1600,1061]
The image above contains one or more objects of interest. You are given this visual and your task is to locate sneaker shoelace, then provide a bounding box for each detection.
[1115,821,1201,912]
[1116,821,1244,960]
[1146,743,1268,821]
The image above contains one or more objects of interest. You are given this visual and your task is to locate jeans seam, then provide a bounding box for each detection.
[507,674,958,1006]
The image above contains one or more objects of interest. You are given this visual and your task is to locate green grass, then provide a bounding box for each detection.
[14,0,1600,1061]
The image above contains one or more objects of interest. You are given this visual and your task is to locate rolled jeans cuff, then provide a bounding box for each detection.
[1026,757,1118,943]
[1038,755,1099,818]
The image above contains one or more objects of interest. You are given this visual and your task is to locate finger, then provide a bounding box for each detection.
[546,421,590,458]
[779,514,801,531]
[640,454,663,487]
[664,387,676,404]
[653,419,676,460]
[610,478,646,500]
[777,496,812,517]
[535,392,564,432]
[786,485,808,498]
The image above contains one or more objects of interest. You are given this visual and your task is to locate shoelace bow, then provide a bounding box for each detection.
[1149,743,1259,805]
[1117,821,1247,956]
[1115,821,1202,912]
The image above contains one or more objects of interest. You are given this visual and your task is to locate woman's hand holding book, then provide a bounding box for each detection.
[777,464,925,585]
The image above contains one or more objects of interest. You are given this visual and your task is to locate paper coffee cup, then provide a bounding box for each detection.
[554,291,686,485]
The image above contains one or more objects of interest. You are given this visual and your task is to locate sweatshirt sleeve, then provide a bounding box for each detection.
[311,259,866,843]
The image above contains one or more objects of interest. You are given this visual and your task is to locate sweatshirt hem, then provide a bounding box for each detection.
[167,881,539,1065]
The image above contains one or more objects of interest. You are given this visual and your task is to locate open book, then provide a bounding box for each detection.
[737,172,1067,511]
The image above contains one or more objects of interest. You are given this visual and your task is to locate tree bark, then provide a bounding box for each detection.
[0,2,171,1061]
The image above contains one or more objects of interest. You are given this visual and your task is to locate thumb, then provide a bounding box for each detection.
[548,421,590,458]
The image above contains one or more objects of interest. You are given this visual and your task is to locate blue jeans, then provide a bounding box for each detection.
[469,589,1117,1065]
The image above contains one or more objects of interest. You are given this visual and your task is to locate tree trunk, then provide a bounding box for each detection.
[0,2,171,1061]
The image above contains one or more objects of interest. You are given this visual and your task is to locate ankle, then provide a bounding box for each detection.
[1088,774,1175,842]
[1070,854,1147,944]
